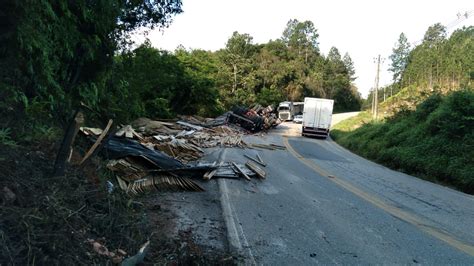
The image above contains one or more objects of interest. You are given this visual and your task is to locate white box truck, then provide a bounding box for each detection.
[302,97,334,138]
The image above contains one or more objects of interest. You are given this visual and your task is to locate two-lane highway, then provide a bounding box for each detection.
[217,115,474,264]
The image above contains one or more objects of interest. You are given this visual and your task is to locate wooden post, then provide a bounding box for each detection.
[53,111,84,177]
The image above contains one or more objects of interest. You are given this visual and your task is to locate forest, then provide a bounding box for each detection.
[0,1,361,144]
[366,24,473,111]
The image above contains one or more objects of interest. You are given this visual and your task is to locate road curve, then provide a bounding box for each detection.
[217,114,474,264]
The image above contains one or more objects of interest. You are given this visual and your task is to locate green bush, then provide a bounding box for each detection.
[414,93,442,120]
[425,90,474,138]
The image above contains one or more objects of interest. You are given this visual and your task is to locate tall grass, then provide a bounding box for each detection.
[331,90,474,194]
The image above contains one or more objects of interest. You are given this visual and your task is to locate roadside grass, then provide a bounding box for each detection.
[331,111,372,133]
[331,90,474,194]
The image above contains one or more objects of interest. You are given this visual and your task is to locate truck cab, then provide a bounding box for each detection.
[277,101,294,121]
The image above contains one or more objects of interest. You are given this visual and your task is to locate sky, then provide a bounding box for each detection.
[137,0,473,98]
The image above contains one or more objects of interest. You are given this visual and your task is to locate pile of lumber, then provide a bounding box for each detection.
[81,117,248,163]
[77,113,275,195]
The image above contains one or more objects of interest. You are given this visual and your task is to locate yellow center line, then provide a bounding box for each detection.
[283,137,474,257]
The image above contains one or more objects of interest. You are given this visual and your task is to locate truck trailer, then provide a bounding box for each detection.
[293,102,304,115]
[302,97,334,138]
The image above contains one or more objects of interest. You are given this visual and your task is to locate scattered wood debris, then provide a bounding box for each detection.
[76,106,281,194]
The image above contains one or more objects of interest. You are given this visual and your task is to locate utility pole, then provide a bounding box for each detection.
[373,55,381,120]
[371,77,376,115]
[370,86,374,114]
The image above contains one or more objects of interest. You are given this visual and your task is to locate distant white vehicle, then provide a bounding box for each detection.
[293,114,303,123]
[302,97,334,138]
[277,101,304,121]
[277,101,294,121]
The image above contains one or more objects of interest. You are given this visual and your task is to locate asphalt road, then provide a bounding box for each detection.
[217,114,474,264]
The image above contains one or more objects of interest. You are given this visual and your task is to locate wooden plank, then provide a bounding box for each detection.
[203,169,217,180]
[250,143,275,150]
[269,143,286,150]
[250,143,286,150]
[245,161,266,179]
[244,154,266,167]
[79,119,113,165]
[231,162,251,181]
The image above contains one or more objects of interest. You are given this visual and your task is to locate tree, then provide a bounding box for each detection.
[222,31,256,93]
[0,0,183,127]
[282,19,319,62]
[423,23,447,46]
[327,47,347,75]
[326,47,348,85]
[324,47,361,111]
[400,26,473,91]
[389,32,411,85]
[421,23,446,89]
[343,52,356,81]
[174,48,221,116]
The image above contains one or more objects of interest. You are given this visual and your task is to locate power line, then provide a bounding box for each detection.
[446,10,473,29]
[412,10,473,46]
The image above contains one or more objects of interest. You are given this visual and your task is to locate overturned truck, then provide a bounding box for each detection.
[228,105,280,132]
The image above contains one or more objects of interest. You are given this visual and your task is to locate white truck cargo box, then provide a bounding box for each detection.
[302,97,334,138]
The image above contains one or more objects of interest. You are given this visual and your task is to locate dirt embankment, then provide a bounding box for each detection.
[0,143,234,264]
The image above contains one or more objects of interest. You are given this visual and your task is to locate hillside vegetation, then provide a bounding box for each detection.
[331,24,473,193]
[1,5,361,144]
[332,90,474,193]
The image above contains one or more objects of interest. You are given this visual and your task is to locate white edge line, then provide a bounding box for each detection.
[216,148,257,264]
